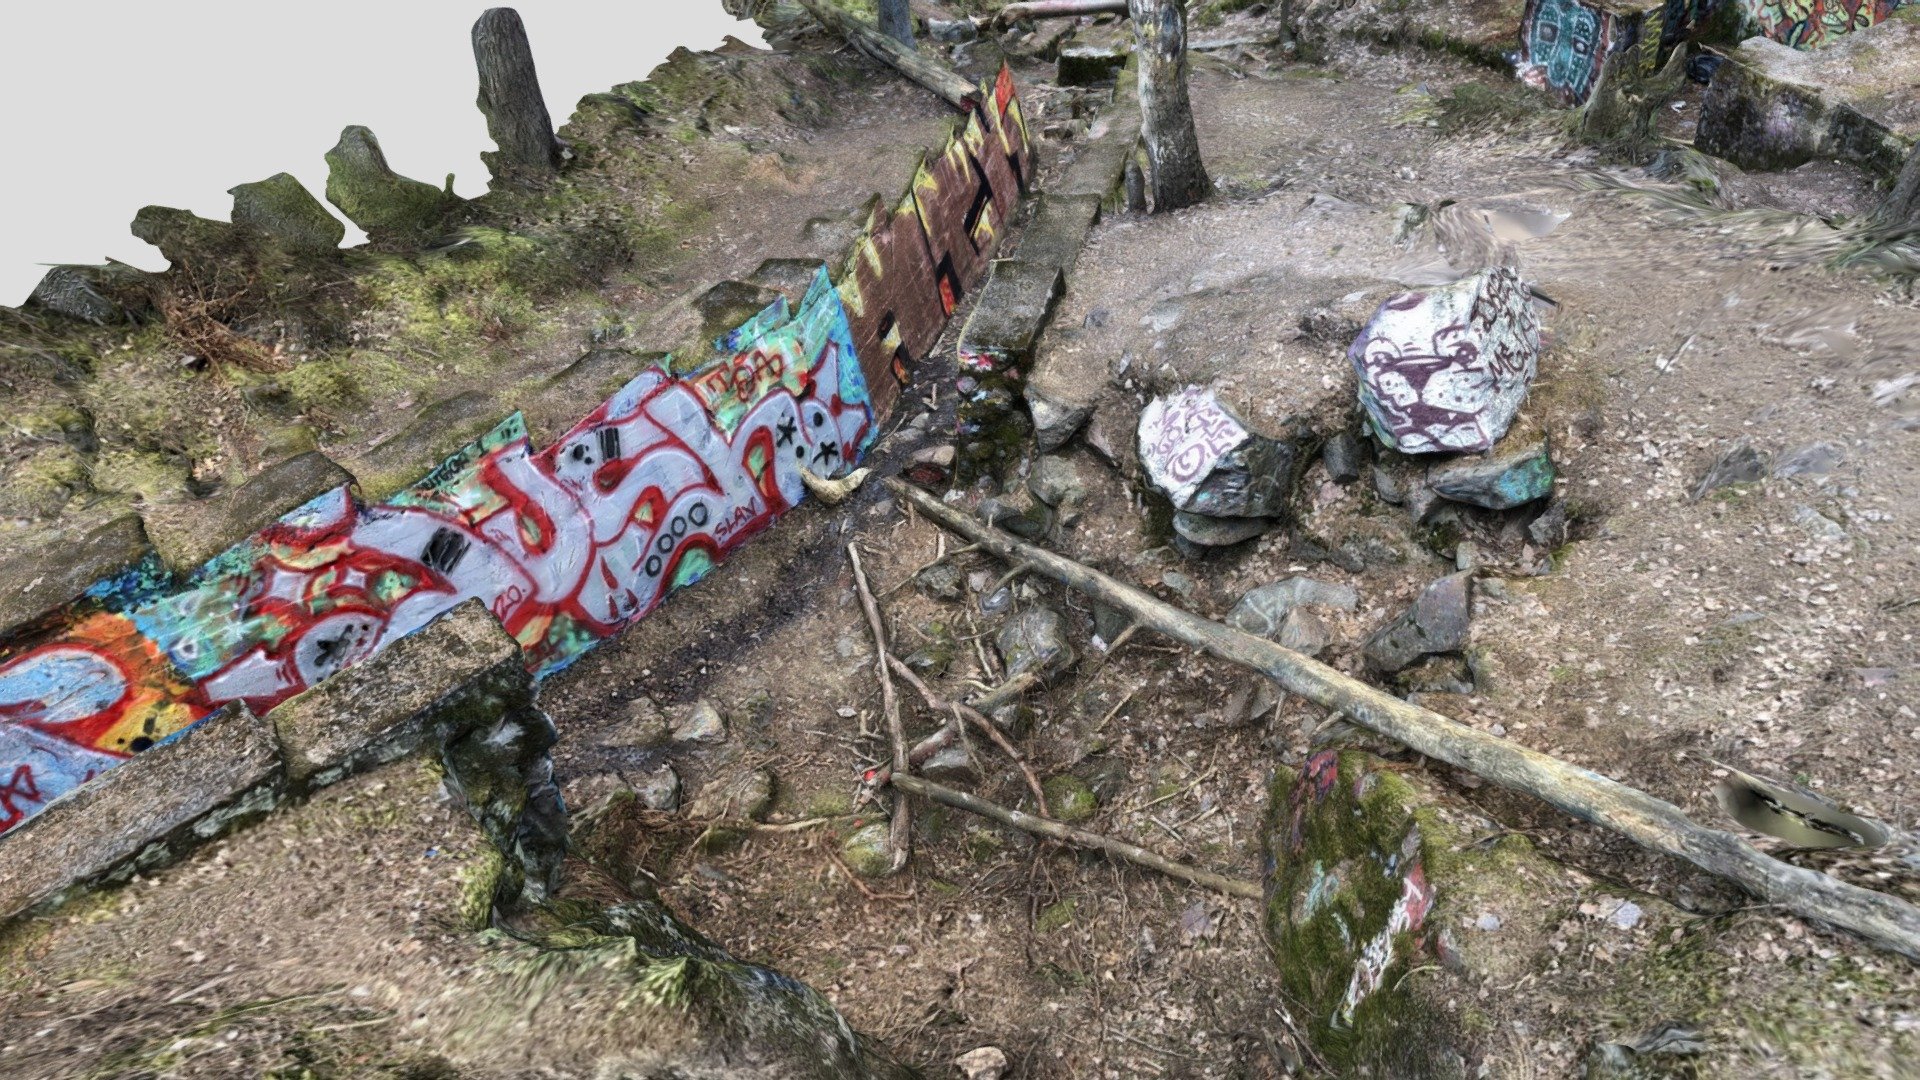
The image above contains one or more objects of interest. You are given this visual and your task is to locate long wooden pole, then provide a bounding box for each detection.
[886,479,1920,959]
[998,0,1131,23]
[849,544,911,875]
[891,773,1260,900]
[795,0,977,110]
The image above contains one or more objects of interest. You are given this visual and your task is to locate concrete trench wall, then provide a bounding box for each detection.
[1332,0,1914,108]
[0,598,560,924]
[0,64,1033,840]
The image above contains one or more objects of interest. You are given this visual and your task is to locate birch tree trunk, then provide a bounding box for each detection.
[1128,0,1210,212]
[878,0,915,48]
[472,8,562,183]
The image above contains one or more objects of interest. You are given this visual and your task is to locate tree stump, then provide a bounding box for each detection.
[1128,0,1210,212]
[472,7,563,183]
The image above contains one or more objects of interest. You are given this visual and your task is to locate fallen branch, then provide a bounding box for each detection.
[887,479,1920,960]
[795,0,977,110]
[889,773,1260,900]
[998,0,1131,24]
[849,543,911,875]
[967,670,1040,712]
[886,653,1050,816]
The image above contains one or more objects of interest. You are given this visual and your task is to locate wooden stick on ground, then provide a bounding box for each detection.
[886,653,1050,817]
[795,0,978,110]
[891,773,1259,900]
[849,543,911,875]
[886,478,1920,960]
[998,0,1131,24]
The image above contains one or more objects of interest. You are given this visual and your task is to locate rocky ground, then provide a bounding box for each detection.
[4,1,1920,1078]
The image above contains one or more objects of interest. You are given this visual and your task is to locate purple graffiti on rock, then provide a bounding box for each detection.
[1349,266,1540,455]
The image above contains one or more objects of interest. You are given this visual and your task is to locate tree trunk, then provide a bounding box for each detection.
[472,8,562,183]
[1128,0,1210,212]
[1882,142,1920,229]
[877,0,914,47]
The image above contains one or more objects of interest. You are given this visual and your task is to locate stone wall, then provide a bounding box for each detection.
[0,599,559,923]
[0,594,911,1077]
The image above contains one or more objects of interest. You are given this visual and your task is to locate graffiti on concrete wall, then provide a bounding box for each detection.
[1520,0,1907,102]
[1747,0,1906,48]
[0,267,871,834]
[838,64,1031,418]
[0,65,1035,838]
[1518,0,1620,106]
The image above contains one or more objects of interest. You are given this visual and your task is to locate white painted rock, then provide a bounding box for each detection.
[1349,266,1540,454]
[1136,386,1296,519]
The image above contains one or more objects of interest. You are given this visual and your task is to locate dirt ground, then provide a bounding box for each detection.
[4,4,1920,1079]
[539,28,1920,1080]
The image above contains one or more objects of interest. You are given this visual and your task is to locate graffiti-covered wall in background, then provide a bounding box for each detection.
[1746,0,1908,48]
[1517,0,1908,106]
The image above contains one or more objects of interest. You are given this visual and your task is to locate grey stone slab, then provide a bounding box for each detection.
[521,348,665,445]
[268,599,524,789]
[144,452,357,573]
[1013,194,1102,277]
[0,703,283,923]
[1696,11,1920,178]
[346,391,504,501]
[1057,59,1142,208]
[958,260,1066,361]
[0,512,152,635]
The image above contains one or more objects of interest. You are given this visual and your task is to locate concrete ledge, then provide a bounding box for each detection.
[0,703,283,922]
[958,260,1067,366]
[1695,13,1920,178]
[142,452,357,574]
[1011,194,1102,277]
[0,512,153,636]
[0,599,558,926]
[1306,0,1527,70]
[1056,59,1142,210]
[344,391,504,502]
[271,599,525,789]
[521,347,666,445]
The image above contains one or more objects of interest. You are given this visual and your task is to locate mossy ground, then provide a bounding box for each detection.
[0,36,924,558]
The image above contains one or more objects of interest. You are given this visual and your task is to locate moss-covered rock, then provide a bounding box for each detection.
[1261,750,1653,1076]
[1043,774,1098,823]
[228,172,347,254]
[841,821,896,878]
[323,125,465,242]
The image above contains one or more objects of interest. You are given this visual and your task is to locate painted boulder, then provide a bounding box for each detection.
[1261,750,1673,1076]
[1136,387,1301,520]
[1349,267,1541,455]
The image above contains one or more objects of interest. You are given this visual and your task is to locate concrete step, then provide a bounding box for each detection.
[1696,8,1920,178]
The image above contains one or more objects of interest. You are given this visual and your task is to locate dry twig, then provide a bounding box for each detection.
[849,543,911,875]
[886,653,1049,816]
[888,773,1260,901]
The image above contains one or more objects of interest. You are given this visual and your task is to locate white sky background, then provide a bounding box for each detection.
[0,2,762,305]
